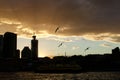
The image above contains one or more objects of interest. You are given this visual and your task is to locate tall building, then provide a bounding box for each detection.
[31,35,38,59]
[112,47,120,55]
[0,35,3,58]
[3,32,17,58]
[21,46,32,59]
[16,49,20,59]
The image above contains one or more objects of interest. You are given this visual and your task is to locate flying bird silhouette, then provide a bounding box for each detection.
[58,42,64,47]
[55,26,60,33]
[84,47,90,52]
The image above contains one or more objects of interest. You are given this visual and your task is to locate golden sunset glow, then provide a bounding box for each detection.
[0,0,119,57]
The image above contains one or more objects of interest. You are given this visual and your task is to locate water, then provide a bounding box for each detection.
[0,72,120,80]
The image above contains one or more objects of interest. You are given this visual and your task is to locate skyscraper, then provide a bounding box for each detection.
[16,49,20,59]
[0,35,3,58]
[21,46,32,59]
[3,32,17,58]
[31,35,38,59]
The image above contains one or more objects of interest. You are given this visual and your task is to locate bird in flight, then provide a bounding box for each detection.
[58,42,64,47]
[55,26,60,33]
[84,47,90,52]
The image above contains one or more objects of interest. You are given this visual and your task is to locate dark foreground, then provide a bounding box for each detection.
[0,55,120,73]
[0,58,120,73]
[0,72,120,80]
[0,47,120,72]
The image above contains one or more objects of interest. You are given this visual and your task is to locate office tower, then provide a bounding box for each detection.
[3,32,17,58]
[112,47,120,55]
[31,35,38,59]
[0,35,3,58]
[16,49,20,59]
[21,46,32,59]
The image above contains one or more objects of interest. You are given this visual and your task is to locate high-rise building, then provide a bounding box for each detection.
[21,46,32,59]
[16,49,20,59]
[3,32,17,58]
[112,47,120,55]
[0,35,3,58]
[31,35,38,59]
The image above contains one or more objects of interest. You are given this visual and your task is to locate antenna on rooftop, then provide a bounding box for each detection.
[65,51,67,57]
[32,32,36,40]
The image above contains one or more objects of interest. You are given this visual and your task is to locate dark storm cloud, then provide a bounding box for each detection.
[0,0,120,41]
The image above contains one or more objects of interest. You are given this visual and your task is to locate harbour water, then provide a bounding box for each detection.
[0,72,120,80]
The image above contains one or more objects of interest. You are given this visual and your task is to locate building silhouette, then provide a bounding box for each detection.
[16,49,20,59]
[21,46,32,59]
[112,47,120,55]
[3,32,17,58]
[31,35,38,59]
[0,35,3,58]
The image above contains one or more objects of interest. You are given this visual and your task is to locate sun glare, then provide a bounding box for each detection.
[38,50,48,58]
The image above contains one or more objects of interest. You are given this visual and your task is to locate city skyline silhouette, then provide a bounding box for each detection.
[0,0,119,57]
[0,32,38,59]
[0,1,120,80]
[0,31,119,72]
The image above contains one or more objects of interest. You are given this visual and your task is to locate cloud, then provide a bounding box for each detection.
[83,33,120,43]
[0,19,20,34]
[0,0,120,42]
[100,43,111,48]
[47,36,73,42]
[72,46,79,50]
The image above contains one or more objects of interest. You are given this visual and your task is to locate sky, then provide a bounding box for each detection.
[0,0,120,57]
